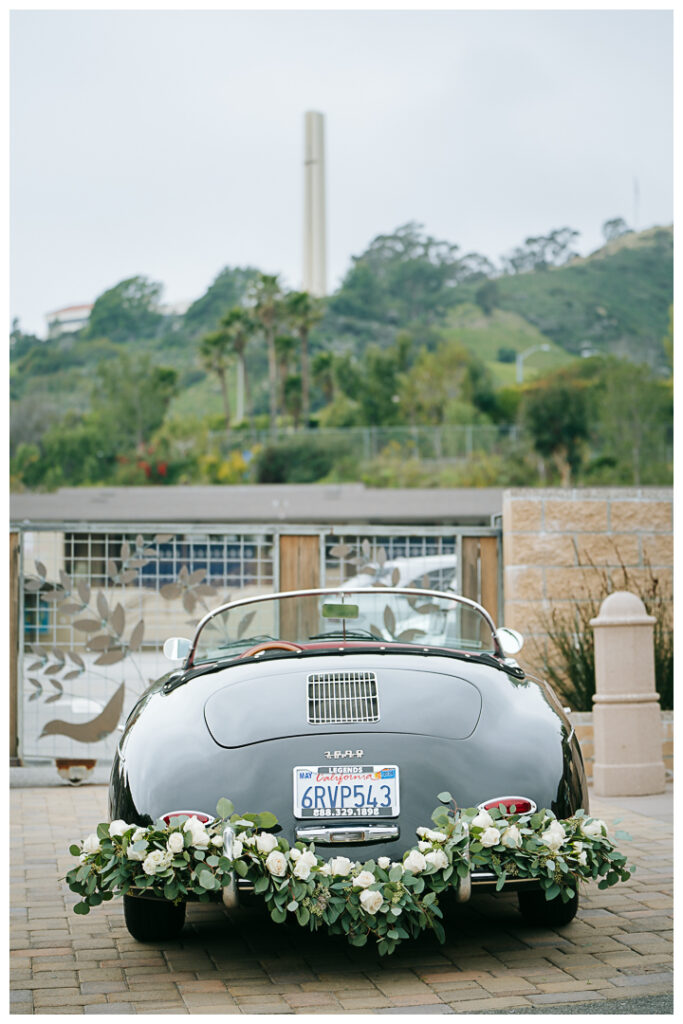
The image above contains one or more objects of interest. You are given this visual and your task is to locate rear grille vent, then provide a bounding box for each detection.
[307,671,379,724]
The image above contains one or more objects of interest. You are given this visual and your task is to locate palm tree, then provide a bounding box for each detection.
[275,334,297,423]
[286,291,324,427]
[199,329,233,435]
[248,274,284,432]
[219,308,256,425]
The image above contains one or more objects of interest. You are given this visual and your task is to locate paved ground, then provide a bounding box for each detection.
[10,782,672,1015]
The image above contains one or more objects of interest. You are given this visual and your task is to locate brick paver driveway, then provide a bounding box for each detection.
[10,784,672,1014]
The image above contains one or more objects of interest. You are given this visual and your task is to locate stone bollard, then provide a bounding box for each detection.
[590,591,665,796]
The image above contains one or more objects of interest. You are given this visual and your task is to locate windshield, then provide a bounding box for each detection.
[191,588,497,665]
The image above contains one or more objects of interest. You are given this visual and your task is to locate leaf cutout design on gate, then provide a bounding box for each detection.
[21,532,231,740]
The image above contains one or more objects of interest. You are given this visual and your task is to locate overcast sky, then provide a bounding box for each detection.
[10,8,673,337]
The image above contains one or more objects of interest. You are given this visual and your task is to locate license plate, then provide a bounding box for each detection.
[293,765,399,819]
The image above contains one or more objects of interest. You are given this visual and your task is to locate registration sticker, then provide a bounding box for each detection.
[293,765,400,819]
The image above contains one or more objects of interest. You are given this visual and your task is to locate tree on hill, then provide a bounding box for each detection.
[522,371,590,485]
[286,291,325,427]
[602,217,632,243]
[200,329,235,435]
[91,353,177,450]
[87,276,163,342]
[502,228,580,274]
[330,222,494,329]
[398,341,494,426]
[248,274,285,431]
[183,266,258,337]
[217,307,257,424]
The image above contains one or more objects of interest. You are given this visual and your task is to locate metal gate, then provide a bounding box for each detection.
[10,522,501,764]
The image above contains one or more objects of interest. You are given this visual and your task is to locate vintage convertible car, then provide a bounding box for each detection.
[109,587,588,940]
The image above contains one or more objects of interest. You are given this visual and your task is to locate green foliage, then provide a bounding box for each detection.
[542,557,673,711]
[91,354,178,450]
[253,436,349,484]
[65,798,632,955]
[479,226,673,363]
[329,222,492,330]
[87,276,163,342]
[501,227,580,274]
[497,346,516,364]
[522,372,591,484]
[183,267,258,337]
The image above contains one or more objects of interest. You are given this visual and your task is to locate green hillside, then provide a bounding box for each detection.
[438,304,574,387]
[459,225,672,368]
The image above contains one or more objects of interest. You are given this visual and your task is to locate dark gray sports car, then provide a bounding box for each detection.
[109,587,588,939]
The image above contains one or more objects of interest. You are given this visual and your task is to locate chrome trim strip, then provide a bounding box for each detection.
[295,824,399,843]
[221,825,238,908]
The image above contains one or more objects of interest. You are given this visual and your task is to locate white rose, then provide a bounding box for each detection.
[471,810,494,829]
[403,850,427,874]
[425,849,449,870]
[541,820,566,852]
[501,825,522,849]
[577,849,588,866]
[211,835,223,847]
[127,844,146,861]
[183,817,210,848]
[231,839,243,858]
[132,827,147,842]
[377,857,391,869]
[265,850,287,877]
[416,827,428,837]
[256,832,278,854]
[293,859,312,880]
[298,850,317,869]
[328,856,353,876]
[581,818,607,838]
[353,870,376,889]
[289,847,302,861]
[418,840,431,852]
[359,889,383,915]
[79,852,88,864]
[390,861,403,873]
[243,834,257,847]
[108,820,129,837]
[318,863,332,876]
[424,829,447,843]
[142,849,172,875]
[82,834,101,855]
[479,827,502,848]
[167,832,185,854]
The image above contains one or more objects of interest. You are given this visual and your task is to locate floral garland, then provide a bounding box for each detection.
[66,795,632,955]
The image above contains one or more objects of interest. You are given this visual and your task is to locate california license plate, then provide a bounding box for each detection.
[293,765,399,819]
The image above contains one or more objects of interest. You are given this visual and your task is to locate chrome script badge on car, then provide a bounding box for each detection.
[324,749,364,759]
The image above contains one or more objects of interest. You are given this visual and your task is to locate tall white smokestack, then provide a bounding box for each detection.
[303,111,327,297]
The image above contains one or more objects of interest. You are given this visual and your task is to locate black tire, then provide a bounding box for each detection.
[123,895,186,941]
[517,887,579,927]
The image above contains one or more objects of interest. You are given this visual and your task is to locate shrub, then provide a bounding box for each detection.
[253,436,350,483]
[542,556,672,711]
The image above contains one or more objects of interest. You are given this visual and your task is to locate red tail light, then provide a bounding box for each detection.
[161,810,214,825]
[478,796,537,815]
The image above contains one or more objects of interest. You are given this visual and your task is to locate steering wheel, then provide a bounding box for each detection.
[238,640,304,659]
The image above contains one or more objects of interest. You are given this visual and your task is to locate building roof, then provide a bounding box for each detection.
[10,485,503,527]
[46,304,93,316]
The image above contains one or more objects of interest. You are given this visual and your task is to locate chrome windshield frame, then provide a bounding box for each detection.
[187,587,503,665]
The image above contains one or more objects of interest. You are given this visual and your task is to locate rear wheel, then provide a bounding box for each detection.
[518,887,578,927]
[123,894,186,941]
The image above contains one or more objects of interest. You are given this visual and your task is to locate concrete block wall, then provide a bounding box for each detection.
[573,711,673,783]
[502,488,673,679]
